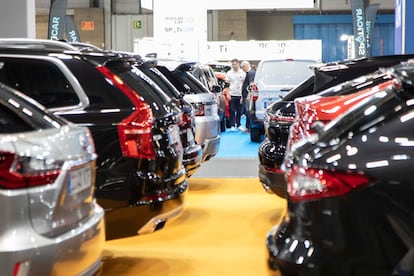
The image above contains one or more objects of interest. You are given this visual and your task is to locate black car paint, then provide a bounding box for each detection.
[259,54,414,198]
[137,61,202,177]
[267,62,414,275]
[0,51,188,240]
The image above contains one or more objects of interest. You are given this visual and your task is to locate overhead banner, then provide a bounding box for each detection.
[350,0,367,58]
[48,0,68,40]
[206,0,315,9]
[350,0,380,58]
[205,40,322,62]
[65,16,81,42]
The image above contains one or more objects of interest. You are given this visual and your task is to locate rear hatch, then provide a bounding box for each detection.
[0,84,97,238]
[138,62,196,149]
[24,126,96,237]
[157,63,220,144]
[102,60,185,175]
[252,59,316,120]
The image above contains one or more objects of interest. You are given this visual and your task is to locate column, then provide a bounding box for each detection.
[0,0,36,38]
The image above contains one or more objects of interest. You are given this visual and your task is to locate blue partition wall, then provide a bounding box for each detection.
[294,15,395,62]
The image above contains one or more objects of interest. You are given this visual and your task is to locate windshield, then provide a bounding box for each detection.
[256,60,315,86]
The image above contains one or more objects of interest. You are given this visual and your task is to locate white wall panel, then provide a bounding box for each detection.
[112,14,153,52]
[35,0,90,9]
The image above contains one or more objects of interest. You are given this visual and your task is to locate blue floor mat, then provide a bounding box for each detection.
[216,128,262,158]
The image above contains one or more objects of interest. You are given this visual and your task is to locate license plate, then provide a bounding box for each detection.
[264,99,275,109]
[68,165,91,195]
[167,125,180,145]
[204,104,213,116]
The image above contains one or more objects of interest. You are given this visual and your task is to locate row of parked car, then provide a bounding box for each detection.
[256,54,414,275]
[0,38,222,275]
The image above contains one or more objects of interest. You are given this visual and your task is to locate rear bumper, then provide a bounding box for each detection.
[0,203,105,276]
[258,138,287,198]
[267,194,404,275]
[104,180,188,240]
[201,135,220,162]
[258,164,287,198]
[183,143,203,177]
[194,115,220,146]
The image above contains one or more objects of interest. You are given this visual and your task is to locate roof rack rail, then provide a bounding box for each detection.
[0,38,79,52]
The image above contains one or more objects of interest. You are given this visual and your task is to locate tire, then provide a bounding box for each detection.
[250,128,261,142]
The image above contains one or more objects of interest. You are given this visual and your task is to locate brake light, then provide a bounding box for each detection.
[194,103,205,116]
[250,84,259,102]
[0,152,61,189]
[96,66,156,160]
[287,166,372,202]
[13,260,30,276]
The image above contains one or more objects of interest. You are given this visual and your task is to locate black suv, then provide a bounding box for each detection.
[259,54,414,198]
[0,42,188,240]
[155,60,221,162]
[267,60,414,276]
[136,60,202,177]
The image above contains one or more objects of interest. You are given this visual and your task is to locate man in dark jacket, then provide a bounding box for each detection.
[240,60,256,132]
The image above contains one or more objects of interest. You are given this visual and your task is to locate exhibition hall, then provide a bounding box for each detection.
[0,0,414,275]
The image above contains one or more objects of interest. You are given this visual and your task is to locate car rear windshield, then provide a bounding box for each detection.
[256,60,315,86]
[283,76,315,101]
[106,61,174,118]
[0,83,64,132]
[157,66,210,94]
[62,58,134,109]
[0,57,80,108]
[139,65,182,99]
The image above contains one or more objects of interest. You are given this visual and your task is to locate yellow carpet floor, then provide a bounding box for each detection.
[102,178,286,276]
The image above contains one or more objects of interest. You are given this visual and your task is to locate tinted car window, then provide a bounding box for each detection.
[138,64,182,99]
[62,58,134,109]
[157,66,209,94]
[0,104,33,133]
[256,60,315,86]
[0,83,65,132]
[106,61,174,118]
[0,58,79,108]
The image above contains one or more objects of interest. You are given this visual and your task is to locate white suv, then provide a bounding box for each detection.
[246,58,318,142]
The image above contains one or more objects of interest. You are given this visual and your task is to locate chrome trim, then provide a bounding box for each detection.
[0,38,79,51]
[0,54,90,112]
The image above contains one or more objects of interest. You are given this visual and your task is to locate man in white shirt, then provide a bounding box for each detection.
[225,58,246,131]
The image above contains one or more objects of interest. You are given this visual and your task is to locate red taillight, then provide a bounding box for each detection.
[96,66,156,160]
[13,261,30,276]
[194,103,205,116]
[181,112,191,125]
[0,152,61,189]
[287,166,372,202]
[250,84,259,102]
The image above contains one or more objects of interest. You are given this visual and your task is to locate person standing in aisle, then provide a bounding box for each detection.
[225,58,246,131]
[240,60,256,132]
